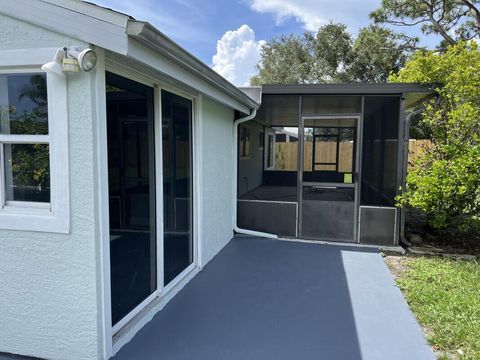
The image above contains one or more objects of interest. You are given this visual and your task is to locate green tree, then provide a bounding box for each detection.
[309,23,353,82]
[250,34,313,85]
[251,23,412,85]
[350,25,416,82]
[371,0,480,47]
[392,42,480,229]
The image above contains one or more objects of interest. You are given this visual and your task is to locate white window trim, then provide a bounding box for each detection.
[0,58,70,234]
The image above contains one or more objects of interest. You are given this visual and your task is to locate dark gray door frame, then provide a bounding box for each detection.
[297,112,362,241]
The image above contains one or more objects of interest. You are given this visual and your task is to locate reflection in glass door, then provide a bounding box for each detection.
[300,117,358,242]
[161,90,193,285]
[106,72,156,326]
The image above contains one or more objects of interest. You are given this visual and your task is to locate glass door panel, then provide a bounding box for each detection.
[106,72,156,326]
[162,90,193,285]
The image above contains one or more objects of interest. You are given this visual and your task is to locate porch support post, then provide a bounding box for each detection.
[353,96,365,243]
[296,96,303,238]
[397,94,407,246]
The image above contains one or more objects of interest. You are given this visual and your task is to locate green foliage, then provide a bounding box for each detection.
[251,23,412,85]
[395,257,480,359]
[11,144,50,188]
[250,34,313,85]
[4,74,50,190]
[392,42,480,229]
[350,25,414,82]
[408,111,432,139]
[9,108,48,135]
[371,0,480,47]
[309,23,353,82]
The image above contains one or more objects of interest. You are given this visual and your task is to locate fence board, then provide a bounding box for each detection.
[274,139,432,172]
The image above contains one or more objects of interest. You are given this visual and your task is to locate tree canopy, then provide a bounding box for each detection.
[392,42,480,229]
[350,25,415,82]
[250,23,414,85]
[371,0,480,47]
[249,34,313,85]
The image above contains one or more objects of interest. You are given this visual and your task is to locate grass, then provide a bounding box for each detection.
[392,257,480,360]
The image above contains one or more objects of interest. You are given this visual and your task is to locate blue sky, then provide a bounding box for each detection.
[93,0,439,85]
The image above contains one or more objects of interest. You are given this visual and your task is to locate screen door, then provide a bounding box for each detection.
[299,116,359,242]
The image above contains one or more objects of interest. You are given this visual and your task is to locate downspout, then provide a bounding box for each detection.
[233,109,278,239]
[399,95,440,246]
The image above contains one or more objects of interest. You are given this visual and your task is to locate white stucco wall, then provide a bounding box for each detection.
[200,97,235,264]
[0,14,103,360]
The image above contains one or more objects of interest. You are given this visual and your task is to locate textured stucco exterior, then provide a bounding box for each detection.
[200,97,235,264]
[0,14,103,360]
[0,13,76,51]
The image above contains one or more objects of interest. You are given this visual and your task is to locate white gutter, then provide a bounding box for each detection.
[399,107,422,246]
[126,21,259,113]
[233,110,278,239]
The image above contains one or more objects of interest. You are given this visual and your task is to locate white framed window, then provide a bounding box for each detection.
[0,67,69,233]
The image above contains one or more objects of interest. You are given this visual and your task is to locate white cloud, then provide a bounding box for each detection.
[248,0,379,32]
[249,0,324,31]
[212,25,265,86]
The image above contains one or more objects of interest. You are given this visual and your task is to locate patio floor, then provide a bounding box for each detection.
[113,237,434,360]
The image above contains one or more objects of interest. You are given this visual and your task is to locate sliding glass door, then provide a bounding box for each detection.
[106,72,156,326]
[161,90,193,286]
[106,74,194,329]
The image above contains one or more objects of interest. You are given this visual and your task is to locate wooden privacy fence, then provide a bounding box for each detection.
[274,139,432,171]
[275,141,354,172]
[408,139,432,164]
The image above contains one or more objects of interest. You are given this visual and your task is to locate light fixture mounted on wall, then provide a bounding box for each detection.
[41,49,66,76]
[66,47,98,72]
[42,47,98,75]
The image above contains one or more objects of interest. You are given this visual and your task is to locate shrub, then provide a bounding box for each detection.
[391,42,480,229]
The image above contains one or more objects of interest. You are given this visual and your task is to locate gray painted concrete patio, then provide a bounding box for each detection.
[114,237,434,360]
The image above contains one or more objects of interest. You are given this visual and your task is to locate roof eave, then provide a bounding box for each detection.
[126,21,259,111]
[261,83,436,95]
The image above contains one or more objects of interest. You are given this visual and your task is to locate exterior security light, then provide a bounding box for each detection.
[62,57,79,72]
[67,47,97,72]
[41,49,66,77]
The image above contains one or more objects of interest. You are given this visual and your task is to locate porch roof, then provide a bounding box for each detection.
[261,83,435,95]
[264,83,436,109]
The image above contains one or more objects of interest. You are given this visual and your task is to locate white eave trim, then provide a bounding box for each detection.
[126,21,259,113]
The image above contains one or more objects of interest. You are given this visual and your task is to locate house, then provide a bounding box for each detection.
[0,1,434,360]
